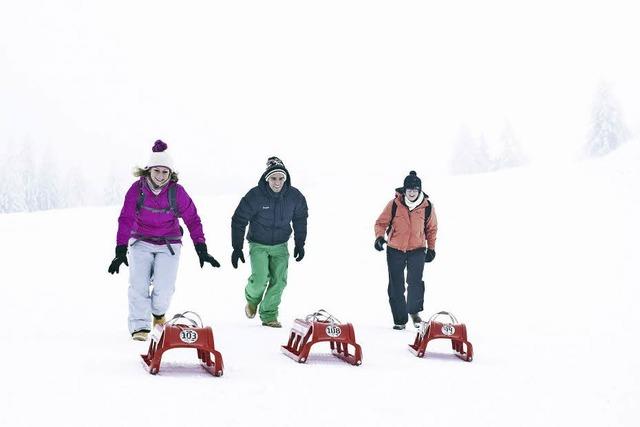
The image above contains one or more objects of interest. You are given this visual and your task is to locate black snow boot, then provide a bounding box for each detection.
[410,313,422,328]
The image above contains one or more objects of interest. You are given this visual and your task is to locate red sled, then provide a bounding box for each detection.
[141,311,224,376]
[281,310,363,366]
[409,311,473,362]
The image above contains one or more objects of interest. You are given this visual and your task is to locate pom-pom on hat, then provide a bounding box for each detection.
[403,170,421,191]
[264,156,288,181]
[145,140,175,171]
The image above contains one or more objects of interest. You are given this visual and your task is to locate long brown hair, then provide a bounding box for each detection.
[133,167,179,183]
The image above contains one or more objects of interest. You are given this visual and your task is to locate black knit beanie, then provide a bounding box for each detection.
[403,170,421,191]
[264,156,288,181]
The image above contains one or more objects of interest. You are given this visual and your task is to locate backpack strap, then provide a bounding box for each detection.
[385,201,397,236]
[136,181,145,214]
[168,184,179,217]
[424,200,432,232]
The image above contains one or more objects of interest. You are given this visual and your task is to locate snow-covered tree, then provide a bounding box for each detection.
[0,143,12,213]
[62,166,89,208]
[585,82,630,157]
[102,165,125,206]
[34,147,65,210]
[450,126,492,174]
[0,139,31,212]
[20,139,40,211]
[495,122,528,169]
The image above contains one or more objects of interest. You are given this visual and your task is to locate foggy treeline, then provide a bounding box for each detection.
[0,83,633,213]
[450,81,631,175]
[0,142,124,214]
[450,122,529,175]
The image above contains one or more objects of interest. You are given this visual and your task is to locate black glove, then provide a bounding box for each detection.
[195,243,221,268]
[108,245,129,274]
[425,248,436,263]
[231,248,245,269]
[374,236,386,251]
[293,246,305,262]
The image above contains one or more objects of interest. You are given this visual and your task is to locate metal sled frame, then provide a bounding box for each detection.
[281,310,363,366]
[409,311,473,362]
[141,311,224,376]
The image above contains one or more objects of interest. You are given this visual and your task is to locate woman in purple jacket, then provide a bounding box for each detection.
[108,140,220,341]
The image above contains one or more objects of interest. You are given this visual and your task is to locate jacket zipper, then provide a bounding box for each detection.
[271,199,276,243]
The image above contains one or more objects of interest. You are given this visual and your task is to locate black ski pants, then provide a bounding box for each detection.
[386,246,426,325]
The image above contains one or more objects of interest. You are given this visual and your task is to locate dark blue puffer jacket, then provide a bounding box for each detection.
[231,167,308,249]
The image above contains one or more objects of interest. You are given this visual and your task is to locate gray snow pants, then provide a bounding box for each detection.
[386,246,426,325]
[127,239,181,334]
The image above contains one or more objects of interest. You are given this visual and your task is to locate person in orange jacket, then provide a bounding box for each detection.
[374,171,438,330]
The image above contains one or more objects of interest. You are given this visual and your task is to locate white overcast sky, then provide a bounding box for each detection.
[1,0,638,190]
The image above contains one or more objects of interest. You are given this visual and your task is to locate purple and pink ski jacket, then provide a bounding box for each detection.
[116,178,205,246]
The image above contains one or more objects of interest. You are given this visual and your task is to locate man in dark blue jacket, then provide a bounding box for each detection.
[231,156,308,327]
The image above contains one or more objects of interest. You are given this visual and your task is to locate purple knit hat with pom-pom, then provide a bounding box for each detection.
[145,140,175,171]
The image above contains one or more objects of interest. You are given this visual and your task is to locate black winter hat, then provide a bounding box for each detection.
[264,156,288,181]
[403,170,421,190]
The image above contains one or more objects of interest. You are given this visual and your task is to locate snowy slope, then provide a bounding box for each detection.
[1,144,639,427]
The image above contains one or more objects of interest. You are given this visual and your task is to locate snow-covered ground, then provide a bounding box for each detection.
[1,143,639,427]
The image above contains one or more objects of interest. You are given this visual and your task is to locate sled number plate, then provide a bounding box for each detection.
[180,329,199,344]
[441,324,455,336]
[325,325,342,337]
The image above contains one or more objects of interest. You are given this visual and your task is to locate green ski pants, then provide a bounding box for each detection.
[244,242,289,322]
